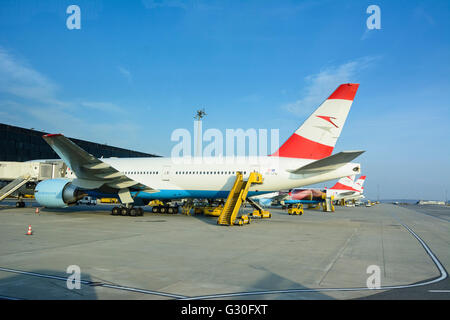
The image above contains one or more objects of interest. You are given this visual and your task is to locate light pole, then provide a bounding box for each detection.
[194,108,207,158]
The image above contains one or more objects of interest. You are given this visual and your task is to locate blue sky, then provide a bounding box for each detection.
[1,0,449,200]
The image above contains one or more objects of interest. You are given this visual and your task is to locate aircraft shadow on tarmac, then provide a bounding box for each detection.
[357,276,450,300]
[231,264,331,300]
[0,267,334,300]
[2,265,448,300]
[0,269,99,300]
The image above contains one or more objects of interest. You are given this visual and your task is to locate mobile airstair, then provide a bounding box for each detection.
[0,174,32,202]
[217,172,264,226]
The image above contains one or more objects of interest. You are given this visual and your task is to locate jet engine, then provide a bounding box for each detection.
[34,178,86,208]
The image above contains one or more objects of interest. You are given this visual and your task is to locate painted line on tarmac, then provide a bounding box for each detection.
[0,294,22,300]
[182,219,448,300]
[0,267,187,299]
[95,284,187,299]
[428,290,450,293]
[1,215,446,300]
[412,210,450,223]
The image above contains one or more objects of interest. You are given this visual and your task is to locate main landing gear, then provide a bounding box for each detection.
[151,205,179,214]
[111,206,144,217]
[15,201,25,208]
[16,195,25,208]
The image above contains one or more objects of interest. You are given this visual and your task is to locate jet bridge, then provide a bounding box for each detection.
[0,160,67,206]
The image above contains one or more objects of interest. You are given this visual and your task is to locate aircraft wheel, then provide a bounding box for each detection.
[111,207,120,215]
[167,207,174,214]
[120,207,129,216]
[152,206,159,213]
[129,208,137,217]
[160,206,167,214]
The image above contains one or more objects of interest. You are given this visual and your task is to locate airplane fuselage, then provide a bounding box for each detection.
[92,156,361,200]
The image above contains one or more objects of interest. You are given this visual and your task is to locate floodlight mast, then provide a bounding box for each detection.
[194,108,207,158]
[194,108,207,120]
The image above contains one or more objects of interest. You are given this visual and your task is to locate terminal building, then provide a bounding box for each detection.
[0,123,159,206]
[0,123,159,162]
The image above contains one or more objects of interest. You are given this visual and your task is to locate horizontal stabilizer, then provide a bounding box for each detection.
[287,150,365,175]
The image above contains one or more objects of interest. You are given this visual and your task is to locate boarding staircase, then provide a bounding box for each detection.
[0,174,32,202]
[246,197,272,219]
[217,172,263,226]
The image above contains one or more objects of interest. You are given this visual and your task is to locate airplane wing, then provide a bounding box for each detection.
[287,150,365,175]
[270,191,290,201]
[338,191,357,196]
[42,134,158,193]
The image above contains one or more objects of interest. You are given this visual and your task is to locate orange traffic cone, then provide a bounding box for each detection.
[26,225,33,235]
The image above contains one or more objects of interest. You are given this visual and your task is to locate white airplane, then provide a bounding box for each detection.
[34,83,364,214]
[250,175,366,207]
[326,175,367,202]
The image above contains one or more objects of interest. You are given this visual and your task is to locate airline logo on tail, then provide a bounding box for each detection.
[316,116,339,128]
[330,175,366,193]
[353,175,366,193]
[271,83,359,159]
[330,175,357,191]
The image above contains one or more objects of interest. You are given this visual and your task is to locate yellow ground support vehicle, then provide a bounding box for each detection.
[202,206,223,216]
[193,206,204,215]
[288,203,304,215]
[149,200,164,207]
[234,214,250,225]
[251,209,272,218]
[217,172,263,226]
[181,202,193,215]
[101,198,119,204]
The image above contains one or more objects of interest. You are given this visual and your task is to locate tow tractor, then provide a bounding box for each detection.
[288,203,304,215]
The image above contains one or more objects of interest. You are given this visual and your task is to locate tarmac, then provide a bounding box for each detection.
[0,200,449,300]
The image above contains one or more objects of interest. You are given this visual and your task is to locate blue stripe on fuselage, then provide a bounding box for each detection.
[284,199,323,204]
[86,189,275,200]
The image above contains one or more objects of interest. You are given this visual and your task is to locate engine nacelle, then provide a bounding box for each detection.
[35,178,85,208]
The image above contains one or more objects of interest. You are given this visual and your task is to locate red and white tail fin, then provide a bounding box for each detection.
[272,83,359,159]
[353,175,366,193]
[330,175,355,190]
